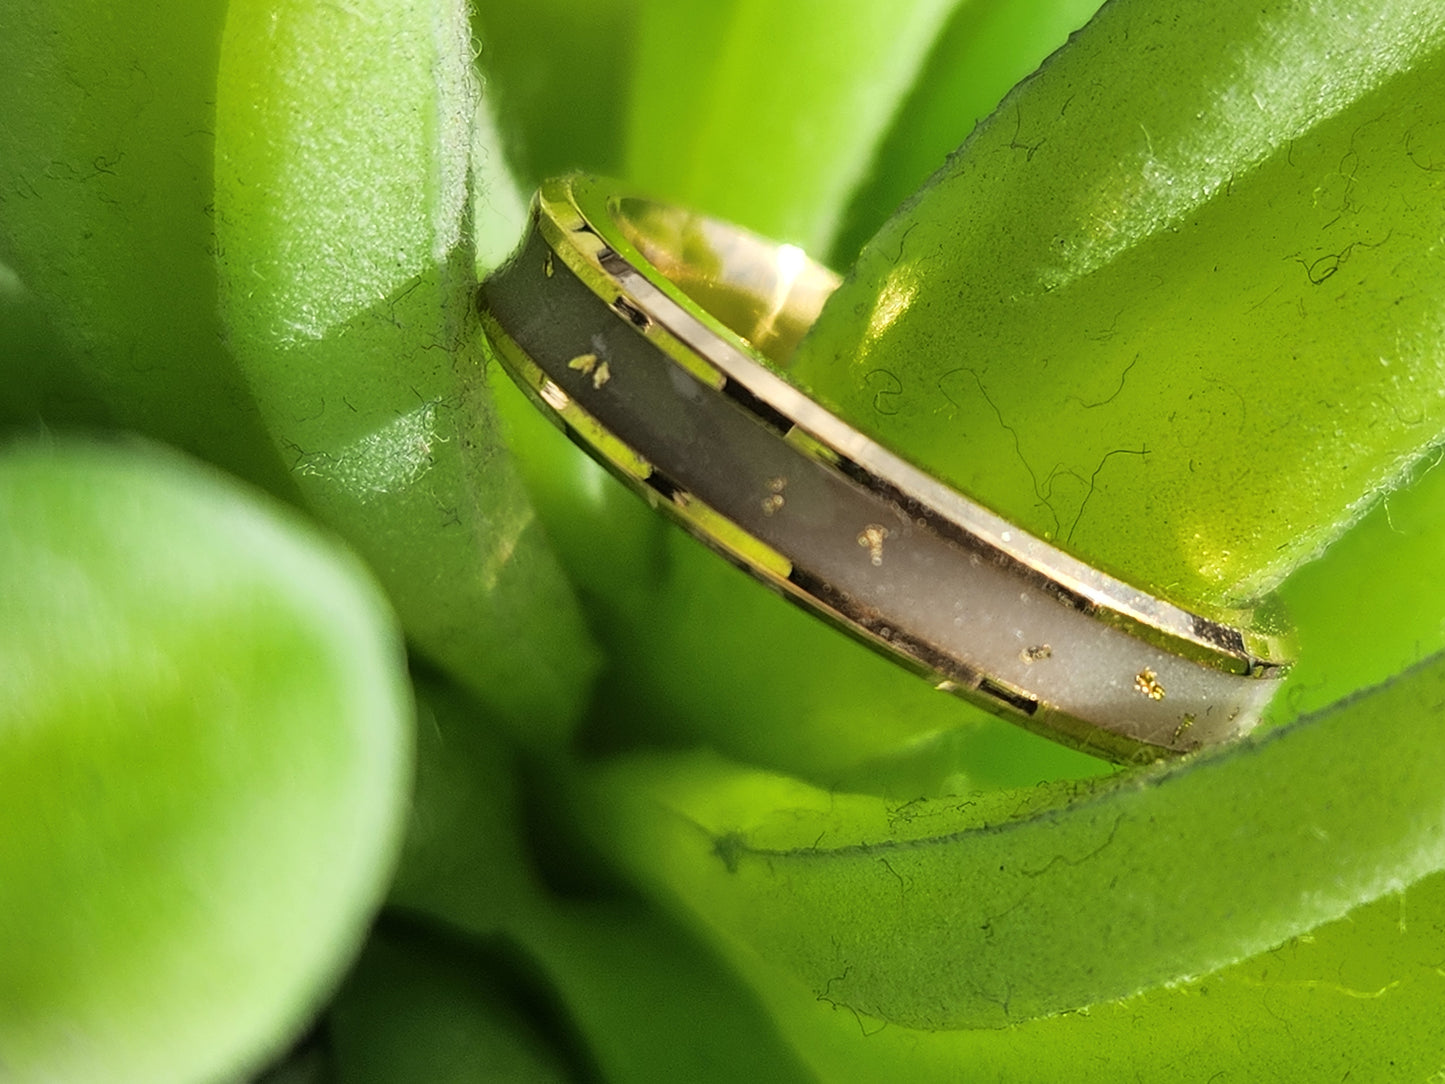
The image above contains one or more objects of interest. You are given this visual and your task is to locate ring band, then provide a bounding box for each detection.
[478,174,1292,763]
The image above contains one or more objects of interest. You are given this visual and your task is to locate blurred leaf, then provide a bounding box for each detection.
[0,260,112,432]
[329,924,576,1084]
[0,440,411,1084]
[472,0,638,188]
[519,900,818,1084]
[793,0,1445,614]
[388,676,539,934]
[389,678,816,1083]
[248,1040,334,1084]
[0,0,293,491]
[214,0,599,741]
[625,0,965,254]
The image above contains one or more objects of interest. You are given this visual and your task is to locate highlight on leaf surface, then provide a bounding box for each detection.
[794,0,1445,617]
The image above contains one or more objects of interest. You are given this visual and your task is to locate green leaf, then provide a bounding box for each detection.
[830,0,1107,265]
[388,677,818,1084]
[471,0,639,189]
[388,677,539,935]
[792,0,1445,615]
[213,0,599,741]
[1269,448,1445,725]
[0,259,112,433]
[581,645,1445,1029]
[518,899,820,1084]
[0,0,293,491]
[0,440,411,1084]
[624,0,965,254]
[737,867,1445,1081]
[329,924,575,1084]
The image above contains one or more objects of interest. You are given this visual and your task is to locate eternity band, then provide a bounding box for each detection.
[477,173,1292,763]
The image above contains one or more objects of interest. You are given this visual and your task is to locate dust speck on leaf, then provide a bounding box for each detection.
[712,831,747,874]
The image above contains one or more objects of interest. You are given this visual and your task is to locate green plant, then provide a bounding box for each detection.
[0,442,410,1084]
[4,0,1445,1080]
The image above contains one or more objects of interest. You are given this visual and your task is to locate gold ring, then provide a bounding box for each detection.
[478,174,1292,763]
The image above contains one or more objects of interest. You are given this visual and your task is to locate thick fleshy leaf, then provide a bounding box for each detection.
[625,0,964,254]
[0,0,291,491]
[388,678,816,1084]
[739,867,1445,1081]
[1268,447,1445,725]
[830,0,1107,264]
[0,260,111,433]
[214,0,598,740]
[0,441,411,1084]
[582,645,1445,1029]
[329,925,576,1084]
[471,0,638,189]
[387,678,538,935]
[792,0,1445,616]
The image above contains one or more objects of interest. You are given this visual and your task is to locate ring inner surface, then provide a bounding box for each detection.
[611,196,839,367]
